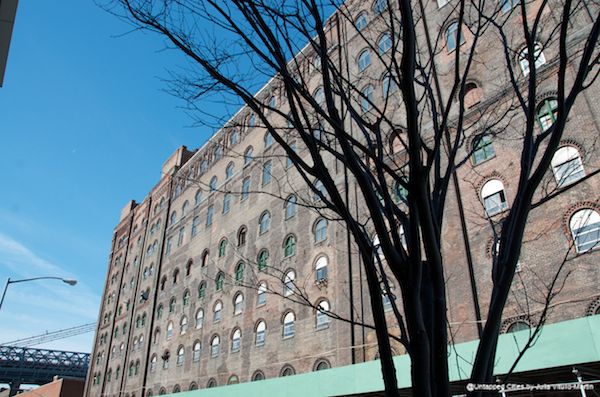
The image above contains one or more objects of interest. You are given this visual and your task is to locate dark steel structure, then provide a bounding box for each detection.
[0,345,89,396]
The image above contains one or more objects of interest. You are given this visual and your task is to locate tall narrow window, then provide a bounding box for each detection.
[285,195,297,219]
[314,87,325,105]
[316,300,331,329]
[191,217,200,237]
[358,50,371,71]
[226,162,234,180]
[481,180,508,216]
[206,205,214,226]
[235,262,245,282]
[536,98,558,131]
[551,146,585,186]
[378,33,392,54]
[233,292,244,314]
[241,177,250,201]
[244,147,253,166]
[216,273,225,291]
[282,312,295,338]
[284,235,296,257]
[519,43,546,76]
[259,211,271,234]
[209,176,218,192]
[283,270,295,296]
[180,316,188,335]
[472,135,495,165]
[373,0,388,14]
[210,335,220,358]
[314,218,328,242]
[195,309,204,329]
[218,239,227,257]
[570,209,600,253]
[355,12,367,31]
[193,342,201,362]
[213,301,223,322]
[446,22,464,52]
[182,290,190,306]
[214,146,223,161]
[257,250,269,271]
[177,227,185,246]
[166,321,174,340]
[231,328,242,352]
[222,194,232,214]
[257,282,267,306]
[315,256,328,282]
[264,132,274,148]
[198,282,206,299]
[255,320,266,346]
[262,161,272,185]
[230,130,239,146]
[238,226,247,246]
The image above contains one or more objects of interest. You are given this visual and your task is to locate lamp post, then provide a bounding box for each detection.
[0,276,78,311]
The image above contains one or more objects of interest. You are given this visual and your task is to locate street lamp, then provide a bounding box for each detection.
[0,276,78,311]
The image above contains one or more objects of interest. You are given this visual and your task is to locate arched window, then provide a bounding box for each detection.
[259,211,271,234]
[213,301,223,322]
[284,270,295,296]
[222,194,232,214]
[507,320,530,333]
[316,300,331,329]
[180,316,188,335]
[181,201,189,216]
[570,209,600,253]
[215,272,225,291]
[464,82,482,108]
[252,370,265,381]
[314,359,331,371]
[472,134,495,165]
[195,309,204,329]
[244,146,254,166]
[446,22,464,52]
[248,113,257,128]
[264,132,274,148]
[199,160,208,174]
[233,292,244,314]
[355,12,367,31]
[198,281,206,299]
[235,262,245,282]
[194,190,202,207]
[207,378,217,388]
[231,328,242,352]
[230,130,239,146]
[210,335,220,358]
[552,146,585,186]
[228,375,240,385]
[378,33,392,54]
[170,211,178,226]
[501,0,519,12]
[214,146,223,161]
[255,320,266,346]
[226,162,235,179]
[218,239,227,257]
[314,218,328,242]
[262,161,272,185]
[185,260,193,276]
[169,297,176,313]
[285,195,297,219]
[241,177,251,200]
[192,341,201,362]
[383,73,399,97]
[201,250,209,267]
[166,321,174,340]
[206,205,214,226]
[282,311,295,338]
[150,355,157,372]
[173,268,180,284]
[159,387,167,395]
[373,0,388,14]
[176,346,185,366]
[361,85,374,112]
[280,365,296,376]
[313,179,326,201]
[238,226,247,246]
[536,98,558,131]
[315,256,328,282]
[257,249,269,271]
[481,179,508,216]
[191,216,200,237]
[268,94,278,109]
[153,328,161,344]
[358,50,371,71]
[209,176,218,192]
[284,235,296,257]
[189,382,198,391]
[314,87,325,105]
[182,290,190,306]
[257,282,267,306]
[518,43,546,76]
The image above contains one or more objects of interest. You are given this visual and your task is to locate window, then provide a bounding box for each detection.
[230,130,239,146]
[314,359,331,371]
[191,217,200,237]
[361,85,374,112]
[262,161,272,185]
[373,0,388,14]
[500,0,519,12]
[446,22,464,52]
[314,218,328,242]
[255,320,266,346]
[536,98,558,131]
[358,50,371,71]
[283,270,295,296]
[201,250,209,267]
[355,12,367,31]
[222,194,232,214]
[185,260,192,277]
[248,113,256,128]
[570,209,600,253]
[244,146,254,166]
[285,195,297,219]
[177,346,185,366]
[207,379,217,388]
[170,211,177,226]
[259,211,271,234]
[226,162,234,179]
[166,321,174,340]
[472,135,496,165]
[231,328,242,352]
[190,383,198,391]
[165,238,172,256]
[316,300,330,329]
[210,335,220,357]
[268,95,277,109]
[213,301,223,322]
[257,282,267,306]
[282,312,295,338]
[234,292,244,314]
[315,256,328,282]
[150,355,157,372]
[464,82,482,108]
[209,176,218,192]
[507,320,530,333]
[314,87,325,105]
[169,297,176,313]
[241,177,251,201]
[481,180,508,216]
[228,376,239,385]
[378,33,392,54]
[195,309,204,329]
[218,239,227,257]
[216,272,225,291]
[238,226,247,246]
[206,205,214,226]
[264,132,274,148]
[383,74,398,97]
[180,316,188,335]
[235,262,245,282]
[157,304,164,319]
[313,180,326,201]
[193,341,201,362]
[181,201,189,216]
[551,146,585,186]
[183,290,190,306]
[287,143,296,168]
[200,160,208,174]
[393,180,408,204]
[518,43,546,76]
[177,227,185,246]
[284,235,296,257]
[198,282,206,299]
[257,250,269,271]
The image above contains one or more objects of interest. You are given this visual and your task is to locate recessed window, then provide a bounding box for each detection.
[355,12,367,31]
[378,33,392,54]
[285,195,297,219]
[206,205,214,226]
[551,146,585,187]
[195,309,204,329]
[238,226,247,246]
[262,161,272,185]
[358,50,371,71]
[207,379,217,388]
[283,270,295,296]
[242,177,251,201]
[257,249,269,271]
[214,146,223,161]
[373,0,388,14]
[182,290,190,306]
[314,218,328,242]
[255,320,266,346]
[481,179,508,216]
[316,300,331,329]
[383,74,398,98]
[282,312,295,338]
[230,130,239,146]
[464,82,482,108]
[284,235,296,257]
[218,239,227,257]
[226,162,234,179]
[259,211,271,234]
[446,22,464,52]
[518,43,546,76]
[213,301,223,322]
[230,328,242,353]
[199,160,208,174]
[177,227,185,246]
[500,0,519,12]
[315,256,328,282]
[570,209,600,253]
[166,321,174,340]
[235,262,245,282]
[506,320,530,333]
[195,190,202,206]
[176,346,185,366]
[180,316,188,335]
[472,135,495,165]
[233,292,244,314]
[257,282,267,306]
[192,342,201,362]
[223,194,232,214]
[198,281,206,299]
[244,146,254,166]
[209,176,218,192]
[169,297,176,313]
[210,335,220,358]
[170,211,178,226]
[361,85,374,112]
[264,132,274,148]
[268,95,277,109]
[536,98,557,131]
[216,272,225,291]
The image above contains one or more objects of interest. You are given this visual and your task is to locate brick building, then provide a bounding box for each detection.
[84,0,600,396]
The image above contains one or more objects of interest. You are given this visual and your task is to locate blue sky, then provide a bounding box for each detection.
[0,0,220,353]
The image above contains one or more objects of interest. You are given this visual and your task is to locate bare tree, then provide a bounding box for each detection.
[106,0,600,395]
